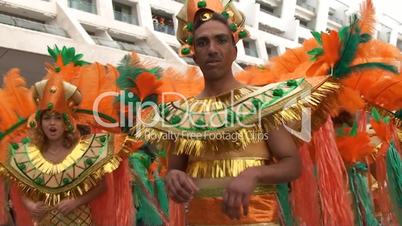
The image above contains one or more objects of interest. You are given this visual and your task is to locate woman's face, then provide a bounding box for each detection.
[41,111,65,141]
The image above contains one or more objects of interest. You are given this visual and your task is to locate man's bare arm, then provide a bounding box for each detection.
[168,154,188,171]
[166,154,198,203]
[222,126,301,219]
[246,125,301,184]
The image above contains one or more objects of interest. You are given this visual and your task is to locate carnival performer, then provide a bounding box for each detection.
[0,46,145,226]
[130,0,343,225]
[129,0,401,225]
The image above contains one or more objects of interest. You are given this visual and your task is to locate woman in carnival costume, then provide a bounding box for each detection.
[0,46,147,226]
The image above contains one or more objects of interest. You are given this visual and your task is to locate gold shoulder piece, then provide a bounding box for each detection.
[135,76,338,156]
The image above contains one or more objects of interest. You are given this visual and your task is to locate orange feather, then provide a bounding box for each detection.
[359,0,376,35]
[2,69,35,118]
[134,72,163,101]
[337,86,365,114]
[336,129,374,164]
[160,67,204,101]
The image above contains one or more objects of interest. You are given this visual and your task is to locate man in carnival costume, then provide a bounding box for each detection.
[131,0,347,225]
[0,46,144,225]
[131,0,402,225]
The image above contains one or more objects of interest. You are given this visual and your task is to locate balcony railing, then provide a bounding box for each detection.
[296,0,315,13]
[153,22,175,35]
[116,40,162,58]
[328,15,343,25]
[0,13,69,37]
[68,0,97,14]
[114,11,138,25]
[91,36,162,58]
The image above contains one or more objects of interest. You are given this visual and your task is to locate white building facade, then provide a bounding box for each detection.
[0,0,401,84]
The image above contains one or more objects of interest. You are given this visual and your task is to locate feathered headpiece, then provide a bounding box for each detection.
[28,74,81,132]
[176,0,249,56]
[25,46,89,132]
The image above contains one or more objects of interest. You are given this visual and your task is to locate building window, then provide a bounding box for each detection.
[256,0,282,17]
[378,25,392,43]
[243,39,259,58]
[298,18,308,28]
[152,10,175,35]
[238,63,250,69]
[113,2,138,25]
[296,0,315,13]
[0,12,68,37]
[68,0,97,14]
[397,38,402,51]
[266,44,278,58]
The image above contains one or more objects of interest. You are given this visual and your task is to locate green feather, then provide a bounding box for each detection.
[0,118,27,141]
[333,62,351,77]
[350,121,358,136]
[47,45,88,66]
[338,26,348,42]
[47,46,57,60]
[348,163,380,226]
[359,33,372,43]
[311,31,322,45]
[333,16,361,78]
[349,62,399,74]
[334,33,360,77]
[276,184,294,226]
[130,150,168,226]
[307,47,324,59]
[371,107,381,122]
[385,142,402,223]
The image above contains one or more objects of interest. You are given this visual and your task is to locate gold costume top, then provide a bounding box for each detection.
[134,76,337,225]
[0,133,120,225]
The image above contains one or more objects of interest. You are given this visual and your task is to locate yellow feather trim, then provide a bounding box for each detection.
[187,159,266,178]
[27,141,91,175]
[0,134,122,206]
[0,157,120,206]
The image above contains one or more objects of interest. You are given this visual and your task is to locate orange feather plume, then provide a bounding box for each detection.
[359,0,376,35]
[307,31,341,76]
[53,55,81,82]
[336,129,374,164]
[2,69,35,118]
[133,72,163,101]
[336,86,365,114]
[160,67,204,101]
[73,63,121,132]
[370,119,392,142]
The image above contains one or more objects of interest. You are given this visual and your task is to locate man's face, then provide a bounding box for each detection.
[193,20,237,80]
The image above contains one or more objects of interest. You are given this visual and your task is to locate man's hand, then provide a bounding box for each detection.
[57,198,82,215]
[223,168,258,220]
[24,200,49,220]
[166,169,198,203]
